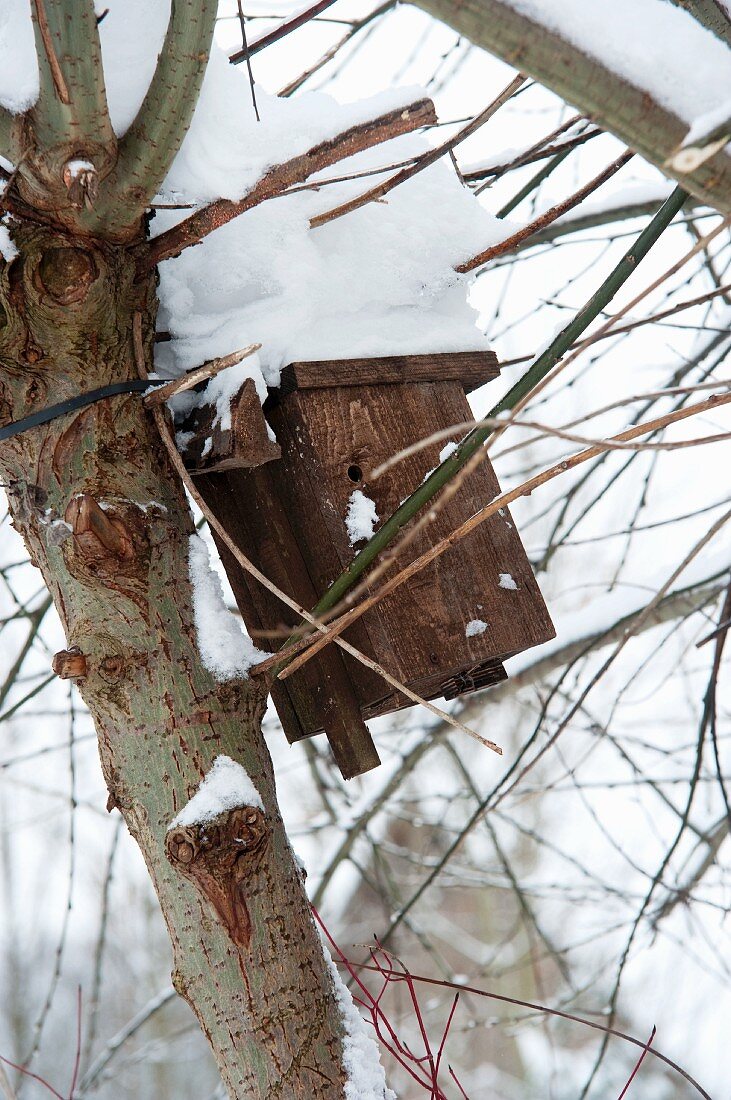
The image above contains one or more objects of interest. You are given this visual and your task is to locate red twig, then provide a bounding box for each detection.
[434,994,459,1085]
[617,1026,656,1099]
[0,987,83,1100]
[0,1054,65,1100]
[449,1064,470,1098]
[313,910,699,1100]
[68,986,82,1098]
[312,907,443,1094]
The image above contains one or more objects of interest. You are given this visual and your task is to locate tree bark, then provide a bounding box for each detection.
[409,0,731,216]
[0,223,349,1097]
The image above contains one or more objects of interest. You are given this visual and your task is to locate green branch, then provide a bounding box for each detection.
[0,107,24,167]
[97,0,217,237]
[667,0,731,47]
[305,186,688,622]
[409,0,731,215]
[26,0,116,188]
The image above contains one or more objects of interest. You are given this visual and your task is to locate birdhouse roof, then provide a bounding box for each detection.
[276,351,500,398]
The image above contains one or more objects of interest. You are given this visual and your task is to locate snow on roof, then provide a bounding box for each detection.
[169,755,264,829]
[143,16,506,385]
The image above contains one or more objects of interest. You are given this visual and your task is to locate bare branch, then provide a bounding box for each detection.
[230,0,340,61]
[458,149,634,271]
[278,0,397,98]
[309,72,525,228]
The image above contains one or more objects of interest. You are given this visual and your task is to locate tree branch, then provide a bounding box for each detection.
[512,195,704,251]
[409,0,731,214]
[93,0,218,238]
[309,73,525,229]
[230,0,340,61]
[500,577,727,697]
[144,97,437,267]
[667,0,731,47]
[23,0,116,204]
[296,187,688,626]
[458,149,634,271]
[0,109,24,166]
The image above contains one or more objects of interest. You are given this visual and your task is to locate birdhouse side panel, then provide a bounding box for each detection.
[195,467,382,775]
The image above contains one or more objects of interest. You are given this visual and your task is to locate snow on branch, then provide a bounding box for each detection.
[144,97,437,268]
[412,0,731,214]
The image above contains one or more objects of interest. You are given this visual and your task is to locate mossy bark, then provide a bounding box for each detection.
[0,224,348,1098]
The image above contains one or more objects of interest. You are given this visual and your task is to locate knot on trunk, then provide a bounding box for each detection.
[62,494,152,615]
[166,806,268,950]
[65,494,135,561]
[52,646,88,680]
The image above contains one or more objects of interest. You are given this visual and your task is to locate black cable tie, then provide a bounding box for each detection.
[0,378,168,444]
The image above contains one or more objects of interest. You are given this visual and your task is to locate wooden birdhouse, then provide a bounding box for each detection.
[183,351,554,780]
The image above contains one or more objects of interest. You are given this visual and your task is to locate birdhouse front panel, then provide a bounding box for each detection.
[268,355,554,717]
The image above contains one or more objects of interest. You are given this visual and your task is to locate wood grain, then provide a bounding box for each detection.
[278,351,500,396]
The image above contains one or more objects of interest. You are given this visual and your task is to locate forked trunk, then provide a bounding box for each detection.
[0,225,349,1097]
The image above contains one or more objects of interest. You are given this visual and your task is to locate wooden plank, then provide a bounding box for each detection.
[284,378,555,698]
[278,351,500,396]
[195,467,381,779]
[181,377,281,474]
[267,400,395,713]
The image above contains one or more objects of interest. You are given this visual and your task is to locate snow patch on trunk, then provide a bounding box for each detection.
[169,755,264,829]
[188,534,264,680]
[324,950,396,1100]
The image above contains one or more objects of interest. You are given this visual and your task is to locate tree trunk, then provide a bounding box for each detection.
[0,223,349,1097]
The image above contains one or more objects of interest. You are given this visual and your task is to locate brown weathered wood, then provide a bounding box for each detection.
[283,377,554,697]
[196,351,553,774]
[195,466,381,779]
[278,351,500,396]
[180,377,281,474]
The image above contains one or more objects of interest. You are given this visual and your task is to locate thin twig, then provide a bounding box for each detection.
[458,150,634,271]
[264,392,731,678]
[310,73,526,228]
[236,0,260,122]
[142,344,261,407]
[230,0,341,60]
